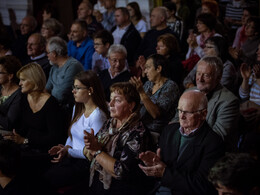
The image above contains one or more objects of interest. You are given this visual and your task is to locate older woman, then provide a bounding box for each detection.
[45,71,109,189]
[46,36,83,113]
[130,54,179,143]
[184,36,237,93]
[83,82,147,194]
[0,56,22,132]
[4,63,65,151]
[41,18,63,41]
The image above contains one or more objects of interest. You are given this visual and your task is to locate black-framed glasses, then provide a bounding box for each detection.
[72,85,88,91]
[177,108,206,117]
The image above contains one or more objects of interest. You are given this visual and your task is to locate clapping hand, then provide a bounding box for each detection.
[84,128,101,156]
[48,144,70,163]
[3,129,25,144]
[240,63,251,80]
[139,148,166,177]
[130,76,144,93]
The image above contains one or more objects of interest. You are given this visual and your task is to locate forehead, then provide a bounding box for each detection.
[109,52,125,59]
[79,3,88,9]
[178,95,199,111]
[22,18,31,25]
[28,35,39,42]
[74,79,84,85]
[111,91,125,99]
[71,24,81,30]
[94,38,102,43]
[197,61,214,73]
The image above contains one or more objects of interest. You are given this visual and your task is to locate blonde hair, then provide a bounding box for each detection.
[17,62,46,92]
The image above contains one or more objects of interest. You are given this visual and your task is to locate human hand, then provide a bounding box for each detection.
[253,64,260,79]
[48,144,64,156]
[4,129,25,144]
[50,145,70,163]
[240,63,251,80]
[136,56,146,70]
[139,149,166,177]
[84,128,101,156]
[130,76,144,93]
[187,32,197,48]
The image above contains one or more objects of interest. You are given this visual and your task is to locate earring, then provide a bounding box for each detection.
[89,92,91,96]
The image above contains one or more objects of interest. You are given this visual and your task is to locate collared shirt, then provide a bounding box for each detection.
[179,126,199,137]
[108,65,128,79]
[30,53,46,61]
[112,24,130,44]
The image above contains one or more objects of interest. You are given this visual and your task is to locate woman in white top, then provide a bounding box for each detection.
[127,2,147,38]
[45,70,109,190]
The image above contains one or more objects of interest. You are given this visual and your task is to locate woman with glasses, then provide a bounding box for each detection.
[0,56,22,132]
[130,54,179,144]
[45,70,109,191]
[41,18,63,42]
[184,36,237,93]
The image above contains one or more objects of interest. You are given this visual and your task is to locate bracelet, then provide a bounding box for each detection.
[93,150,102,158]
[23,138,29,145]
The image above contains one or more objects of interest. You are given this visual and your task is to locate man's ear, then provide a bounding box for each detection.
[105,43,110,49]
[156,65,162,73]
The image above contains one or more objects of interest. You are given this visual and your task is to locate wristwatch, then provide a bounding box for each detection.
[93,150,102,158]
[23,138,29,145]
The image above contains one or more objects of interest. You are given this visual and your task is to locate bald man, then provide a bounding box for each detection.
[136,7,179,59]
[139,90,224,195]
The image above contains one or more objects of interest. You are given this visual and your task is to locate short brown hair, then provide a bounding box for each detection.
[157,33,180,54]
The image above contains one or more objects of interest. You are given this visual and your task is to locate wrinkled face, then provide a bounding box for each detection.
[256,44,260,62]
[41,24,55,40]
[20,18,34,35]
[19,73,35,94]
[27,35,45,57]
[94,38,109,55]
[0,65,10,85]
[70,24,86,43]
[114,9,127,26]
[77,3,90,20]
[109,52,126,75]
[156,41,169,56]
[126,6,135,17]
[196,20,209,33]
[150,8,163,28]
[109,91,134,121]
[203,42,218,56]
[216,183,243,195]
[245,21,256,37]
[196,61,218,94]
[72,79,90,103]
[144,58,160,82]
[178,96,206,131]
[46,45,56,65]
[241,10,250,25]
[42,10,51,21]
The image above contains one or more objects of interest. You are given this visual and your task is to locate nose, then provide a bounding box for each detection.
[109,99,114,107]
[197,74,204,82]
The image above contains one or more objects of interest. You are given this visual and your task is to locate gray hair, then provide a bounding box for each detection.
[43,18,62,35]
[47,36,67,56]
[199,56,223,80]
[154,6,168,21]
[107,44,127,58]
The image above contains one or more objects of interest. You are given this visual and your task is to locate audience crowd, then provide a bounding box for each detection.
[0,0,259,194]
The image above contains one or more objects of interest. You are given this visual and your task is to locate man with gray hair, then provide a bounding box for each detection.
[172,56,239,144]
[46,36,83,112]
[139,90,224,194]
[99,44,131,101]
[136,6,178,59]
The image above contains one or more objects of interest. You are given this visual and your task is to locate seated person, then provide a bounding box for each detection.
[99,44,131,102]
[26,33,51,79]
[41,18,63,42]
[139,90,224,195]
[45,71,109,190]
[100,0,116,31]
[209,153,260,195]
[92,30,113,74]
[83,82,148,194]
[67,20,94,70]
[0,35,12,57]
[0,140,30,195]
[0,56,22,132]
[46,36,83,113]
[184,36,237,93]
[130,54,179,143]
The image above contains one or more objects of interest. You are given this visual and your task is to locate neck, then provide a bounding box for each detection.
[84,98,96,111]
[202,30,212,38]
[156,23,167,31]
[56,56,69,67]
[154,76,166,87]
[76,39,86,47]
[1,82,18,95]
[28,91,43,102]
[0,176,13,188]
[119,21,130,29]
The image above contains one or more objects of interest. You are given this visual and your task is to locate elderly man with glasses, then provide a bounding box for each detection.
[139,90,225,195]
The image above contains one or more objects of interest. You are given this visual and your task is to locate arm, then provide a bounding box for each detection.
[239,63,251,99]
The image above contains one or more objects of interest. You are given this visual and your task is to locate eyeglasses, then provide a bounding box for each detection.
[177,108,206,117]
[72,85,88,91]
[0,72,8,74]
[109,58,125,64]
[94,43,104,46]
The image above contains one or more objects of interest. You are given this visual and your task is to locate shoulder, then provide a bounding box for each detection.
[66,57,83,69]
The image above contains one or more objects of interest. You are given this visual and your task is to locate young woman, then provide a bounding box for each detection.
[45,70,109,190]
